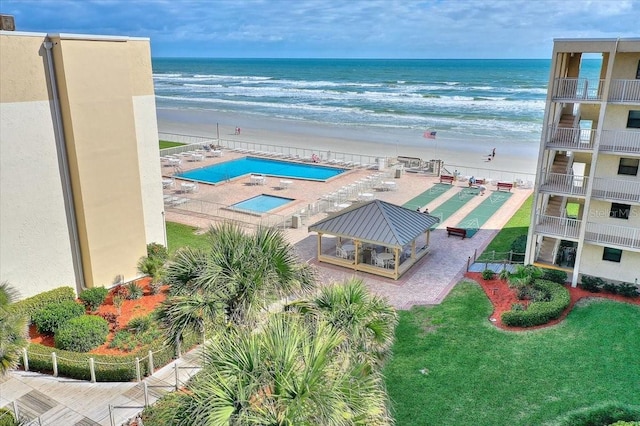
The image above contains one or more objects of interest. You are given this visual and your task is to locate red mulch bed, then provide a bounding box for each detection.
[29,277,167,356]
[465,272,640,331]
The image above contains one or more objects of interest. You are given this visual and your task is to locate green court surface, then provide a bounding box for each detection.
[402,183,454,211]
[455,190,513,237]
[428,187,481,227]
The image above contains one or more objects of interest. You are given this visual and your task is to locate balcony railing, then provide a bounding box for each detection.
[539,172,588,196]
[585,222,640,250]
[545,126,595,150]
[599,130,640,154]
[553,78,604,101]
[608,79,640,103]
[591,177,640,203]
[535,214,581,239]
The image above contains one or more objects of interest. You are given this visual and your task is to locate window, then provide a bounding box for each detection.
[617,157,639,176]
[602,247,622,262]
[610,203,631,219]
[637,60,640,79]
[628,110,640,128]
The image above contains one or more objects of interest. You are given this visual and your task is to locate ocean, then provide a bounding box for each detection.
[152,58,601,146]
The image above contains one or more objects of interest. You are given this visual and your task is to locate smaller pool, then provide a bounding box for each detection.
[231,194,294,214]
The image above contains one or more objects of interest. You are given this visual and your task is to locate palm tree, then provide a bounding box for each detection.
[207,223,316,325]
[507,264,543,288]
[147,313,393,425]
[287,278,398,367]
[0,282,28,376]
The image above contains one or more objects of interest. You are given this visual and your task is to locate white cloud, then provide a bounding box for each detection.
[2,0,638,57]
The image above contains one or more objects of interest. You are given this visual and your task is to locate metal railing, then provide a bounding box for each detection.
[553,78,604,101]
[535,214,581,239]
[443,164,535,185]
[539,172,588,196]
[545,126,595,150]
[585,222,640,250]
[159,132,384,168]
[599,129,640,154]
[608,79,640,103]
[591,177,640,203]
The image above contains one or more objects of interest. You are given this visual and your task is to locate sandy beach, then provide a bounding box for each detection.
[157,108,539,179]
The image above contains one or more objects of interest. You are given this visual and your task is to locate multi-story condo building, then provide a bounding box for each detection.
[525,38,640,287]
[0,26,165,299]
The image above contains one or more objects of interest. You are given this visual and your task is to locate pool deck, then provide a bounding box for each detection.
[164,148,533,309]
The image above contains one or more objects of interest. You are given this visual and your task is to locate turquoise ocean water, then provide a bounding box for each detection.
[152,58,601,145]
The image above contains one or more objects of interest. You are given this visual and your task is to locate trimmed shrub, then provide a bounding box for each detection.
[54,315,109,352]
[580,275,604,293]
[541,268,567,284]
[481,269,495,280]
[9,286,76,319]
[31,300,85,334]
[126,282,144,300]
[0,407,16,426]
[498,269,511,281]
[509,234,527,262]
[555,402,640,426]
[501,279,570,327]
[603,281,619,294]
[78,287,108,311]
[147,242,169,262]
[617,283,640,298]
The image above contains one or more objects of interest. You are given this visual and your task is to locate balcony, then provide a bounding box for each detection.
[599,130,640,155]
[535,214,581,239]
[539,172,588,197]
[591,177,640,204]
[553,78,603,101]
[585,222,640,250]
[608,79,640,103]
[545,126,595,151]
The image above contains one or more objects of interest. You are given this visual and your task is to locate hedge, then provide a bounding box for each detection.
[0,407,16,426]
[554,402,640,426]
[54,315,110,352]
[31,300,86,334]
[9,286,76,319]
[501,279,570,327]
[23,329,201,382]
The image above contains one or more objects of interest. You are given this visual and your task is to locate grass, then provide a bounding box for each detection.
[384,280,640,425]
[159,140,185,150]
[165,222,210,253]
[481,194,532,257]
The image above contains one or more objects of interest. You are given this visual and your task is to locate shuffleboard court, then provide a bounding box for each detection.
[455,190,513,237]
[402,183,454,211]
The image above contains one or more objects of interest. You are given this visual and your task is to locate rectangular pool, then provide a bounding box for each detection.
[230,194,295,214]
[176,156,345,184]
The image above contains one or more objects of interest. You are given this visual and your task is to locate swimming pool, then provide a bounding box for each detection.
[230,194,294,214]
[176,156,345,184]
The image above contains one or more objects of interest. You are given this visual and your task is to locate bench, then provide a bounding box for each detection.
[439,175,455,184]
[446,227,467,239]
[497,182,514,192]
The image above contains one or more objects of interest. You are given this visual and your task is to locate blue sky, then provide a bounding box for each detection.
[2,0,638,58]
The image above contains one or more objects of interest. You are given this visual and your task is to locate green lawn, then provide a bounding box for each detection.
[159,140,185,150]
[165,221,210,253]
[384,281,640,425]
[480,194,532,258]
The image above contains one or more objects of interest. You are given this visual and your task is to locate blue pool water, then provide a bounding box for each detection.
[176,156,345,184]
[231,194,294,213]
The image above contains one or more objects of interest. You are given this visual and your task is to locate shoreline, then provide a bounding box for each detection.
[156,107,539,176]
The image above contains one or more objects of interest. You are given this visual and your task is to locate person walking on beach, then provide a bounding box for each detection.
[492,147,496,158]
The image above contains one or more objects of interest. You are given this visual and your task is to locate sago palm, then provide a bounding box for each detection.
[0,282,28,376]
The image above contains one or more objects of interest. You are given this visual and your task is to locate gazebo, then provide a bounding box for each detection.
[308,200,440,280]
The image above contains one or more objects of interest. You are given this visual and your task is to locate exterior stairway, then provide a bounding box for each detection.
[537,236,557,263]
[551,151,571,173]
[545,195,563,217]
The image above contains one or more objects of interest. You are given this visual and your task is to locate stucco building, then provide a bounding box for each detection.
[525,38,640,286]
[0,29,165,299]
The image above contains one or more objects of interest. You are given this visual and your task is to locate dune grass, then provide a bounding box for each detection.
[384,280,640,425]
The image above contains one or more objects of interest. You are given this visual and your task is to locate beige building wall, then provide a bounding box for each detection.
[580,244,640,283]
[0,31,164,297]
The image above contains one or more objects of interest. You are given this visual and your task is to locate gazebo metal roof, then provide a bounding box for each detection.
[308,199,440,248]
